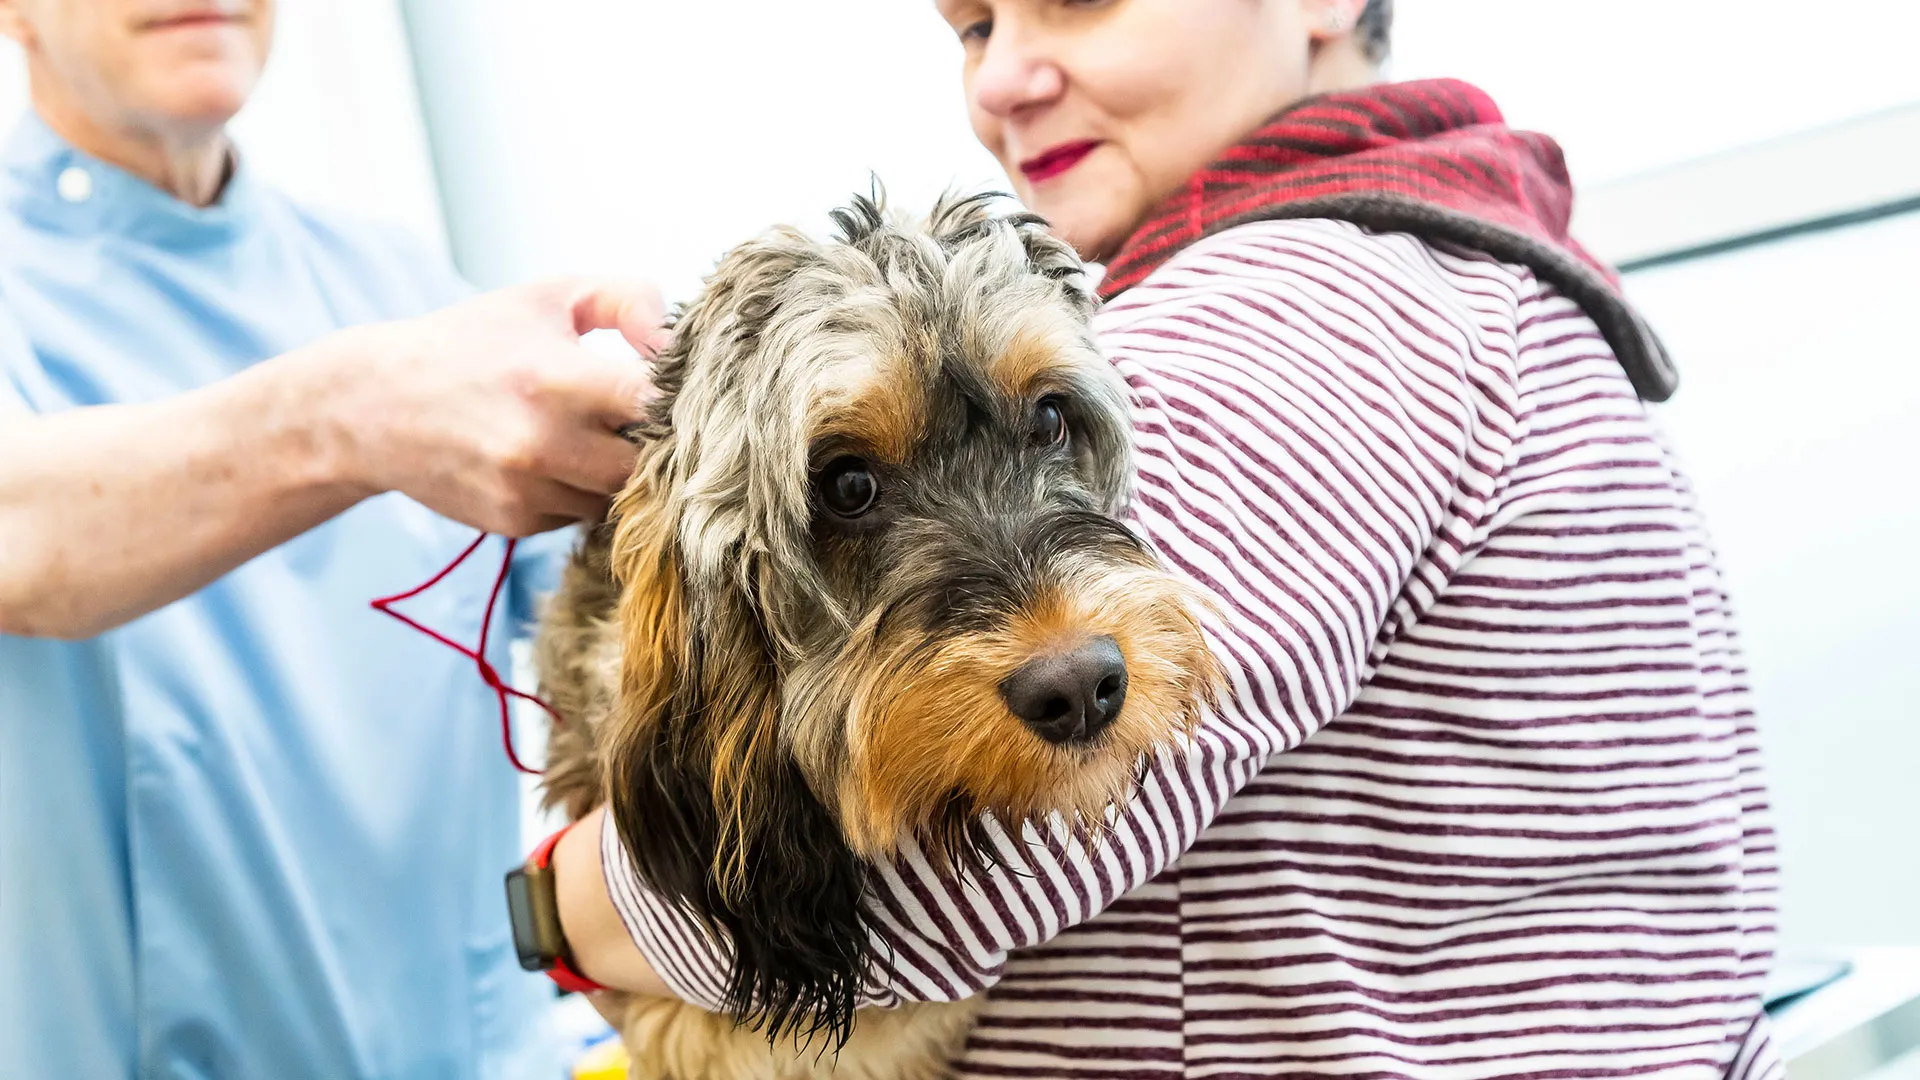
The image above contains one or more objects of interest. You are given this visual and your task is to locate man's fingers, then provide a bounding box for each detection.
[582,430,643,494]
[540,428,642,498]
[567,279,669,358]
[552,355,657,432]
[515,512,590,539]
[521,477,611,530]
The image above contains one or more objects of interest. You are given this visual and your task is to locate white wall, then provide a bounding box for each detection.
[0,0,446,250]
[1626,214,1920,949]
[402,0,1001,297]
[1390,0,1920,188]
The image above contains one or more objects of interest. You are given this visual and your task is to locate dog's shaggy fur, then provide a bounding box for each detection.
[535,192,1220,1079]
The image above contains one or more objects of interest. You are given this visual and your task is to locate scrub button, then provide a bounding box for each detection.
[57,166,93,203]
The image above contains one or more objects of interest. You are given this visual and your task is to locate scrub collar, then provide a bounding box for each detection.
[1,111,261,249]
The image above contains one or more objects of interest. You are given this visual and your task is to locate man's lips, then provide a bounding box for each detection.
[1019,140,1101,183]
[139,12,245,32]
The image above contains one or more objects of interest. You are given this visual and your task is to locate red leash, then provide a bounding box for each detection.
[370,532,561,775]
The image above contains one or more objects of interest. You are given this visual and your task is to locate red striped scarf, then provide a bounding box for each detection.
[1099,78,1679,401]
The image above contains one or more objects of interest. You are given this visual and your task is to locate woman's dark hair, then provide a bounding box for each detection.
[1356,0,1394,63]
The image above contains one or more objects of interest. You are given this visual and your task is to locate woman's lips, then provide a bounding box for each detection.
[1020,140,1101,184]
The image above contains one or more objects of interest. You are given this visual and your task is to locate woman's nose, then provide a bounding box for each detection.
[972,32,1066,119]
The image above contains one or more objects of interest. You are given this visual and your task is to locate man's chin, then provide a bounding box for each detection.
[139,78,254,133]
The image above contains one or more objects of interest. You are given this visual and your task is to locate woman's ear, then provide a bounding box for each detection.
[1302,0,1384,93]
[0,3,39,50]
[1301,0,1371,45]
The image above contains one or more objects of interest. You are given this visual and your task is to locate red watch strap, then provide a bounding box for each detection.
[528,819,611,995]
[528,821,570,870]
[547,953,608,996]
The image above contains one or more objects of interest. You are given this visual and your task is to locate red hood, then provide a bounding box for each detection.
[1099,79,1676,401]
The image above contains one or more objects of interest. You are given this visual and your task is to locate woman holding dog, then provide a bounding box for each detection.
[553,0,1781,1076]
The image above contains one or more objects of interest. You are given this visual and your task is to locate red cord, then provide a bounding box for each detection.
[370,531,562,775]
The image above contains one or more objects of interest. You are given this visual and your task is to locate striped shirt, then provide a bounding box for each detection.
[605,218,1781,1078]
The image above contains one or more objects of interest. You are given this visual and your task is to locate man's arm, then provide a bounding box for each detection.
[0,279,666,639]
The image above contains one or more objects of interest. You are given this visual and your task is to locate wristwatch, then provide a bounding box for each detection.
[505,820,609,995]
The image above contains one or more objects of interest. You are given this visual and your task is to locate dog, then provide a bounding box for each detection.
[534,191,1221,1079]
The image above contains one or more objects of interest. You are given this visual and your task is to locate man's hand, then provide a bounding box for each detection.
[313,278,670,536]
[0,279,671,638]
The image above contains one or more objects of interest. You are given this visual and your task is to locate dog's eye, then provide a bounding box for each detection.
[817,456,878,517]
[1032,397,1069,449]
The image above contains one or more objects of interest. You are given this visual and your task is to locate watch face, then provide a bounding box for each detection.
[504,865,560,971]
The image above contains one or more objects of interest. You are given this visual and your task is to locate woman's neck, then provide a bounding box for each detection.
[1307,38,1379,97]
[31,82,232,208]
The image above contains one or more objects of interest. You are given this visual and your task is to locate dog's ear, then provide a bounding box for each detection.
[602,316,872,1051]
[601,433,700,918]
[683,599,874,1049]
[1004,209,1095,313]
[660,226,825,386]
[603,527,872,1045]
[925,190,1093,311]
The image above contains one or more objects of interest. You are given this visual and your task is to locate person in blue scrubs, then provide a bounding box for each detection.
[0,3,664,1077]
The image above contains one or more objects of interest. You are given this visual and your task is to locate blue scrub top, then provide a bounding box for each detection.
[0,115,567,1079]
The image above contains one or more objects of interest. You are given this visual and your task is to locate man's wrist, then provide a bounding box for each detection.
[256,326,387,504]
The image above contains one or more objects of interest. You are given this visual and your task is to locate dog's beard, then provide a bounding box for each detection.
[775,543,1221,865]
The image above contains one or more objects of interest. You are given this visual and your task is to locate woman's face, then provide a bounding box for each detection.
[936,0,1350,262]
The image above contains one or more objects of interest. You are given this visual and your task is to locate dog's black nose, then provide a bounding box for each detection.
[1000,635,1128,746]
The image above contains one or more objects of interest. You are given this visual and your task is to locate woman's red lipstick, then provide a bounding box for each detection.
[1020,140,1100,183]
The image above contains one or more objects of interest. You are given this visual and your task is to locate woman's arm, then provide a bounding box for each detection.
[564,221,1521,1006]
[552,805,673,997]
[0,280,665,639]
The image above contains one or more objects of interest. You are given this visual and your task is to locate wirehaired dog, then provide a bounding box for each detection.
[535,192,1220,1079]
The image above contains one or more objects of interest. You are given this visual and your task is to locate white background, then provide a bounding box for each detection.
[1626,216,1920,948]
[1390,1,1920,187]
[5,0,1918,953]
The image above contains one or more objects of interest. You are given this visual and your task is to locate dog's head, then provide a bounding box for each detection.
[603,191,1218,1045]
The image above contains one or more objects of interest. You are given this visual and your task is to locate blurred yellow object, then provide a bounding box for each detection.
[572,1035,629,1080]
